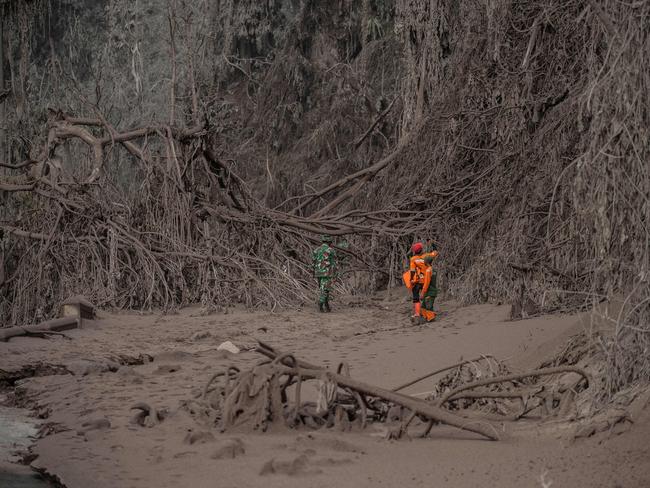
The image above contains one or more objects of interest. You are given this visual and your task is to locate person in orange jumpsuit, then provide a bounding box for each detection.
[403,242,439,323]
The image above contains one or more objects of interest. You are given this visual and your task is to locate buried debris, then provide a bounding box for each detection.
[77,417,111,435]
[60,295,96,321]
[0,296,96,342]
[131,402,167,427]
[192,341,593,441]
[211,438,246,459]
[184,430,216,445]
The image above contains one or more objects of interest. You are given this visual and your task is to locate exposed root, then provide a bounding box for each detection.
[130,402,166,427]
[192,343,597,442]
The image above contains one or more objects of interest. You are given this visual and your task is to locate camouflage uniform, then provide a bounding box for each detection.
[421,267,438,311]
[419,254,438,322]
[312,239,337,312]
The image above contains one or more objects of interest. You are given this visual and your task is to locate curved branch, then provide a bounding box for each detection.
[438,366,591,406]
[0,224,98,243]
[353,96,398,149]
[291,133,413,216]
[391,355,496,393]
[0,182,35,191]
[0,159,39,170]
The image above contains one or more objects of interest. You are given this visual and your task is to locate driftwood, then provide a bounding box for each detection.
[0,316,78,342]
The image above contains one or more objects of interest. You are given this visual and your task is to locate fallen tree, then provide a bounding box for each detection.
[0,111,417,325]
[188,341,596,441]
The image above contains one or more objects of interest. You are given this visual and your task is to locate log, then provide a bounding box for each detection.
[0,316,79,342]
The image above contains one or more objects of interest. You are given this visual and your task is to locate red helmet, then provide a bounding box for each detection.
[411,242,423,254]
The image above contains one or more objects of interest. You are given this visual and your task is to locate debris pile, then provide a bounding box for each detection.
[192,341,591,441]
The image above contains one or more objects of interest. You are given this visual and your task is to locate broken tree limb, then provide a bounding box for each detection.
[255,341,500,440]
[391,355,496,392]
[0,158,38,170]
[521,17,540,70]
[202,148,248,211]
[19,329,71,340]
[291,132,413,216]
[311,173,373,219]
[437,366,591,406]
[0,224,99,243]
[0,182,35,192]
[301,367,500,440]
[397,386,538,439]
[353,96,398,149]
[448,389,540,401]
[256,340,321,370]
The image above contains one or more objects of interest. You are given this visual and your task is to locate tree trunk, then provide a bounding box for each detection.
[0,11,5,164]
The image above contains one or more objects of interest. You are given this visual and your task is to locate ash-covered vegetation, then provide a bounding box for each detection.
[0,0,648,396]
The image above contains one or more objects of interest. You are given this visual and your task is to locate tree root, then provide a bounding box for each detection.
[254,342,500,440]
[131,402,166,427]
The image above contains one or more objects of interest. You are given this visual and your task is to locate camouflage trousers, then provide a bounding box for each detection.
[422,293,437,311]
[317,277,333,304]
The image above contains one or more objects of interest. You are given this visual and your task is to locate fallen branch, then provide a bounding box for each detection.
[0,316,79,342]
[0,159,38,170]
[353,96,398,149]
[0,182,35,191]
[437,366,591,406]
[291,132,413,216]
[391,355,496,392]
[18,329,72,340]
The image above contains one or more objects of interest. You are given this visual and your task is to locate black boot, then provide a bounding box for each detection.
[323,301,331,313]
[318,302,324,313]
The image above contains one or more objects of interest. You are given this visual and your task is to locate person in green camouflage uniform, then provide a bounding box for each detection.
[421,254,438,317]
[312,235,337,312]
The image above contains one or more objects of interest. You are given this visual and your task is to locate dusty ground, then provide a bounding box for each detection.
[1,291,649,488]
